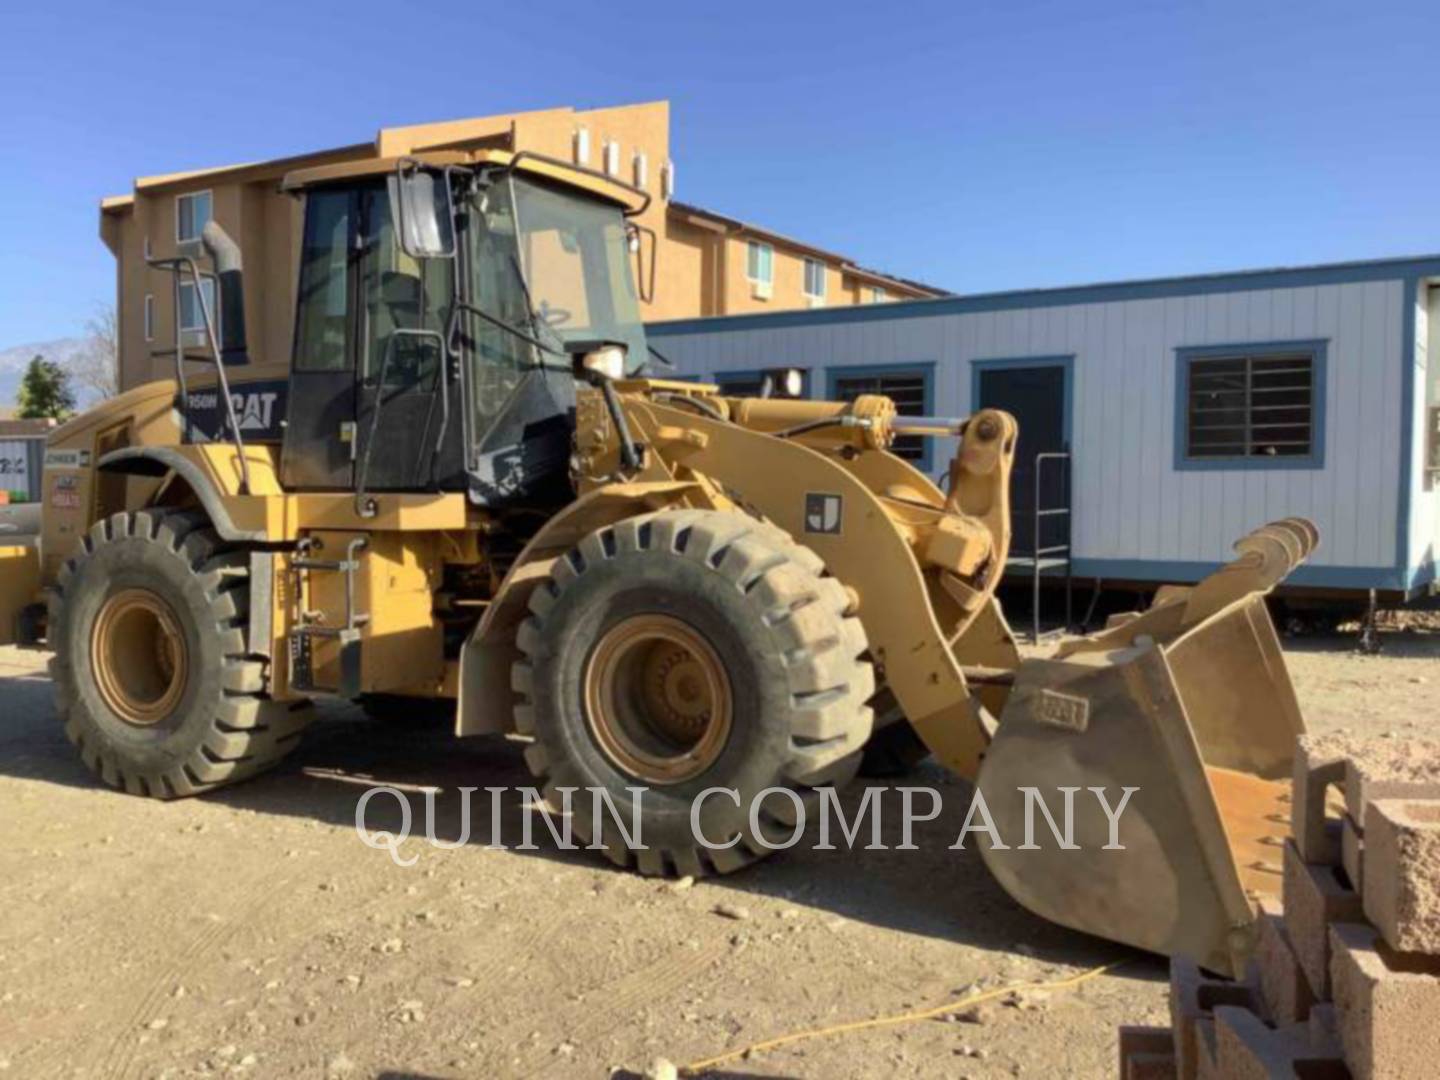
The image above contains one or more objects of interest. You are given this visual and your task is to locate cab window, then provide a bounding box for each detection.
[293,189,352,372]
[359,187,453,388]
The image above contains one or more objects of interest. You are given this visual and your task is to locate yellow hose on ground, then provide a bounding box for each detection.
[681,960,1122,1076]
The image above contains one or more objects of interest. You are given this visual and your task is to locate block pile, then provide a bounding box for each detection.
[1117,734,1440,1079]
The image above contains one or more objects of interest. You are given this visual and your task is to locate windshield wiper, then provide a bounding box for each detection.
[507,252,570,357]
[446,302,569,370]
[644,344,676,372]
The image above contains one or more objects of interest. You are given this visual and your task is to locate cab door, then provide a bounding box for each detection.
[351,185,462,491]
[280,187,358,489]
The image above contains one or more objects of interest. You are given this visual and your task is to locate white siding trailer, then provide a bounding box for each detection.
[0,433,45,504]
[647,256,1440,601]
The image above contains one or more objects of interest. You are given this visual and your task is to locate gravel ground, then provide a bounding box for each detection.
[0,621,1435,1080]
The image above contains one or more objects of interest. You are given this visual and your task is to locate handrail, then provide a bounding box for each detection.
[1030,450,1073,643]
[146,255,251,495]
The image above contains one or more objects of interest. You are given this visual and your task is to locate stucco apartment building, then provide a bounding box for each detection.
[101,101,943,391]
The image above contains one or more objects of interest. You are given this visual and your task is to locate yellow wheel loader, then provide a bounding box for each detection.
[0,149,1316,977]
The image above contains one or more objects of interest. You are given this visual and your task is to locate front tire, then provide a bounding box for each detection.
[48,510,313,798]
[513,510,874,877]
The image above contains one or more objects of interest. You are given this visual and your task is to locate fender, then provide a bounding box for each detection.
[455,480,703,736]
[98,447,267,543]
[624,397,1002,778]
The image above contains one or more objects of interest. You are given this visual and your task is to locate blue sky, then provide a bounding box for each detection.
[2,1,1436,346]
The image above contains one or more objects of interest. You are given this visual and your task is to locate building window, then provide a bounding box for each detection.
[661,160,675,200]
[143,294,155,342]
[868,286,887,304]
[831,365,933,469]
[632,151,648,190]
[746,241,773,285]
[573,127,591,166]
[143,236,153,261]
[1177,341,1325,468]
[176,191,212,245]
[803,258,827,300]
[603,141,621,177]
[178,276,218,336]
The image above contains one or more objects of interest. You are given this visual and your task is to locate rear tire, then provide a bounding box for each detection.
[48,510,313,798]
[513,509,874,876]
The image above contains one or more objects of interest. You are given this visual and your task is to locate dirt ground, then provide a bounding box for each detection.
[0,624,1435,1080]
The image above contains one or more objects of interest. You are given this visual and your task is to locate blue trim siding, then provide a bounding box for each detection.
[1070,558,1406,592]
[825,361,936,473]
[1172,340,1328,472]
[648,255,1440,338]
[644,259,1437,598]
[969,355,1076,447]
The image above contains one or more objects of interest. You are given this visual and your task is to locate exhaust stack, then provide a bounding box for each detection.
[201,221,249,367]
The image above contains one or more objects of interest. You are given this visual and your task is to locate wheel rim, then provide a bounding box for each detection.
[90,588,190,727]
[584,614,733,785]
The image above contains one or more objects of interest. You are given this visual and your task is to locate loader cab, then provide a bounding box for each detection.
[279,155,651,507]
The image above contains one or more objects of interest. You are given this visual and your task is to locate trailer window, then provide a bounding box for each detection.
[1183,348,1319,462]
[714,369,810,398]
[831,367,931,468]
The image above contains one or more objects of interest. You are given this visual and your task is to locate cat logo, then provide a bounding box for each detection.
[803,493,843,535]
[184,380,288,444]
[235,391,279,431]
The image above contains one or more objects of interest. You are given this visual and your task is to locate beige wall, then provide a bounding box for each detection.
[102,100,935,390]
[106,163,317,389]
[714,234,919,318]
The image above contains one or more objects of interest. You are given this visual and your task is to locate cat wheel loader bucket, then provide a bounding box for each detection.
[974,519,1318,977]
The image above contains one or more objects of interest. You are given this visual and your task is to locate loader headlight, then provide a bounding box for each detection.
[760,367,805,399]
[577,343,628,382]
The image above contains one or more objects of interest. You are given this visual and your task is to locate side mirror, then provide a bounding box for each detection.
[760,367,806,399]
[627,222,657,304]
[389,164,456,259]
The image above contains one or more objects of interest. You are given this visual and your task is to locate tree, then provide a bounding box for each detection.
[16,355,77,419]
[71,304,120,401]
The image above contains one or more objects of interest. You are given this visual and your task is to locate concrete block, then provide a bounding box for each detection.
[1170,957,1257,1080]
[1126,1052,1178,1080]
[1284,838,1365,999]
[1343,738,1440,825]
[1209,1005,1349,1080]
[1330,921,1440,1080]
[1293,734,1360,865]
[1252,902,1316,1025]
[1363,799,1440,955]
[1119,1026,1178,1080]
[1342,814,1364,894]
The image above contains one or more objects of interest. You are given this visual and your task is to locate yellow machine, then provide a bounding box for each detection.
[0,149,1316,976]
